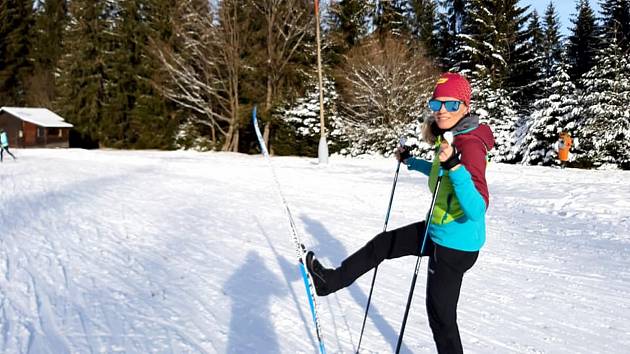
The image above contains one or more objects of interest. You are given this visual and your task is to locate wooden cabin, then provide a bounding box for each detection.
[0,107,73,148]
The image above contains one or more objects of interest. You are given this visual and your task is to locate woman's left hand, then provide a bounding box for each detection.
[439,141,461,170]
[438,141,453,162]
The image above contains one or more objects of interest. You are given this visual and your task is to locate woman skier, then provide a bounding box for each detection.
[306,72,495,354]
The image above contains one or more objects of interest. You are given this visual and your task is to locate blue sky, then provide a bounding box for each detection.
[519,0,602,35]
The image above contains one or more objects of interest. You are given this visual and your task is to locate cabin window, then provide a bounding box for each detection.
[37,127,44,137]
[19,130,23,138]
[48,128,60,137]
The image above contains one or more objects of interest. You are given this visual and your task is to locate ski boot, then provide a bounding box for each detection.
[305,251,337,296]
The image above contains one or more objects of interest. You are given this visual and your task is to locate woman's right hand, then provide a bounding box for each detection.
[395,146,411,163]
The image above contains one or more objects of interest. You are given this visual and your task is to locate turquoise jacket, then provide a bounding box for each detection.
[407,159,486,251]
[0,132,8,147]
[405,116,495,252]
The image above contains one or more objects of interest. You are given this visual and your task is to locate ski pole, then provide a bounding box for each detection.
[395,132,452,353]
[356,137,406,353]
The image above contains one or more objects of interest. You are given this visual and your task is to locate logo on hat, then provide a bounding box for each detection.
[437,78,449,84]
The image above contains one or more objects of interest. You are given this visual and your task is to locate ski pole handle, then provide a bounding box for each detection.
[443,131,453,145]
[438,132,454,177]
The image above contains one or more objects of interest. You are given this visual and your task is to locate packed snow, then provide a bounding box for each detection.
[0,148,629,353]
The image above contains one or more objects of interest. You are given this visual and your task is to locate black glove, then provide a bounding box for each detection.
[440,144,461,170]
[395,146,411,163]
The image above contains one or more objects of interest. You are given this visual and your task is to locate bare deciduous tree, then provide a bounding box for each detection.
[151,0,243,151]
[251,0,314,148]
[337,34,437,154]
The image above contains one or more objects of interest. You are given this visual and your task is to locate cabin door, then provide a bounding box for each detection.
[23,122,37,146]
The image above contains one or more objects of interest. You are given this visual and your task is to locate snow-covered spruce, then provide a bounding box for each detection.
[574,36,630,169]
[274,75,347,156]
[521,59,580,166]
[470,77,521,163]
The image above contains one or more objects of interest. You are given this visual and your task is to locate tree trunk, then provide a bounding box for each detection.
[222,124,235,151]
[231,129,239,152]
[211,123,217,149]
[263,71,273,151]
[231,96,239,153]
[263,122,271,153]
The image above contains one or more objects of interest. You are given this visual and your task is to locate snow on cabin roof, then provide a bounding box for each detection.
[0,107,73,128]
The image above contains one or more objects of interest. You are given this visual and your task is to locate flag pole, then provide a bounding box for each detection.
[315,0,328,164]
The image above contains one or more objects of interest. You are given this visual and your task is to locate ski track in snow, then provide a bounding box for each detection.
[0,149,629,353]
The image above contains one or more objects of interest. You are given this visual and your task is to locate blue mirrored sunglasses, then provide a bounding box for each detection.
[428,99,462,112]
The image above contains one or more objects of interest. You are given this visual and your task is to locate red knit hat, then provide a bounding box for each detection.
[431,72,472,107]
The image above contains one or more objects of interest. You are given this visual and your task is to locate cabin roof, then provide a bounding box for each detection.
[0,107,74,128]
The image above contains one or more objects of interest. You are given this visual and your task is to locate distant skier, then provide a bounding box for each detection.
[305,72,495,354]
[0,129,17,162]
[557,132,572,169]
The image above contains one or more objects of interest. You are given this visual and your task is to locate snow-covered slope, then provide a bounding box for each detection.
[0,149,628,353]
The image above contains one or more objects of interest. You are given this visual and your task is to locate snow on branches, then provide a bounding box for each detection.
[336,35,436,156]
[574,36,630,169]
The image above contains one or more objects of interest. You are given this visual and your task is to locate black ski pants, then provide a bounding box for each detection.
[0,146,16,162]
[331,220,478,354]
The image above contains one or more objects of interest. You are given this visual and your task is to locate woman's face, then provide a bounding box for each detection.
[432,96,468,130]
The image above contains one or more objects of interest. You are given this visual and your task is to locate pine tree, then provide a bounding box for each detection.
[435,9,452,68]
[324,0,372,65]
[575,36,630,169]
[449,0,530,162]
[0,0,35,106]
[436,0,467,68]
[522,59,579,166]
[55,0,112,145]
[599,0,630,52]
[566,0,600,83]
[471,77,521,163]
[275,76,347,156]
[374,0,409,38]
[101,0,144,148]
[510,9,545,104]
[29,0,67,106]
[454,0,529,89]
[451,0,491,77]
[134,0,181,149]
[408,0,440,59]
[102,0,178,149]
[553,57,582,140]
[441,0,467,34]
[542,2,563,80]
